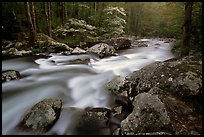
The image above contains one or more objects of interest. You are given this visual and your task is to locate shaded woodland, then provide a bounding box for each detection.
[2,2,202,56]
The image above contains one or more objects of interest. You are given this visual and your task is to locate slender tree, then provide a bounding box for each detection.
[64,2,67,22]
[48,2,52,37]
[181,2,193,56]
[25,2,37,48]
[44,2,49,31]
[44,2,52,36]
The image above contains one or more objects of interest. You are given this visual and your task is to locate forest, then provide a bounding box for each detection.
[2,2,202,56]
[2,2,202,135]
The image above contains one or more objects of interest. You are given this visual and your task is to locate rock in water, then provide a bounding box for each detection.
[74,107,111,135]
[103,37,131,50]
[87,43,115,58]
[18,98,62,134]
[2,70,21,83]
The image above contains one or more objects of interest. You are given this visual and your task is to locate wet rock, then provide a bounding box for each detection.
[71,95,134,135]
[103,37,131,50]
[105,76,129,95]
[71,47,86,54]
[2,70,21,83]
[120,93,172,135]
[137,43,148,47]
[87,43,115,58]
[18,98,62,134]
[69,58,90,65]
[74,107,111,135]
[127,55,202,99]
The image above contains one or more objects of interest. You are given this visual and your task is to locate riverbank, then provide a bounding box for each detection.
[2,37,202,135]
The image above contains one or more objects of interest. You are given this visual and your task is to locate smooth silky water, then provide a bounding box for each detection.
[2,39,174,135]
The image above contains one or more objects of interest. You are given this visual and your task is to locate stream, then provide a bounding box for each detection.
[2,38,174,135]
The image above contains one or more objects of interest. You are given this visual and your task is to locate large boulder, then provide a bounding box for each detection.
[120,93,173,135]
[73,96,134,135]
[103,37,131,50]
[2,70,21,83]
[17,98,62,134]
[120,54,202,135]
[126,55,202,99]
[87,43,116,58]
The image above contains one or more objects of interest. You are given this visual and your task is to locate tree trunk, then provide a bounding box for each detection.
[182,2,193,56]
[48,2,52,37]
[45,2,52,37]
[64,2,67,22]
[44,2,49,32]
[25,2,36,48]
[60,2,64,25]
[30,2,37,33]
[94,2,97,13]
[49,2,53,22]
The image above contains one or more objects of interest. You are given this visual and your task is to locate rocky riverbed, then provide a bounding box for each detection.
[2,36,202,135]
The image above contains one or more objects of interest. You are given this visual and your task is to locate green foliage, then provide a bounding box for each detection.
[52,18,97,46]
[190,2,202,53]
[32,48,45,54]
[2,2,202,55]
[89,6,127,40]
[171,39,182,57]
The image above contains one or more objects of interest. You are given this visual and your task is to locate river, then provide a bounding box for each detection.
[2,38,174,135]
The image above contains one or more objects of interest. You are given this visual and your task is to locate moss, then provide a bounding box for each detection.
[32,48,45,54]
[171,39,182,57]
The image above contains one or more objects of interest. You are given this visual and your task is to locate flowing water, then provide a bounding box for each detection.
[2,38,174,135]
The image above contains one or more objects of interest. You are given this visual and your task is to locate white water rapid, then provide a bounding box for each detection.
[2,38,174,135]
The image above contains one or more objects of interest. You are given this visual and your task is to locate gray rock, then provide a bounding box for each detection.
[71,47,86,54]
[105,76,130,95]
[87,43,115,58]
[18,98,62,134]
[2,70,21,83]
[171,71,202,96]
[74,107,111,135]
[69,58,90,65]
[120,93,172,135]
[127,55,202,98]
[103,37,131,50]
